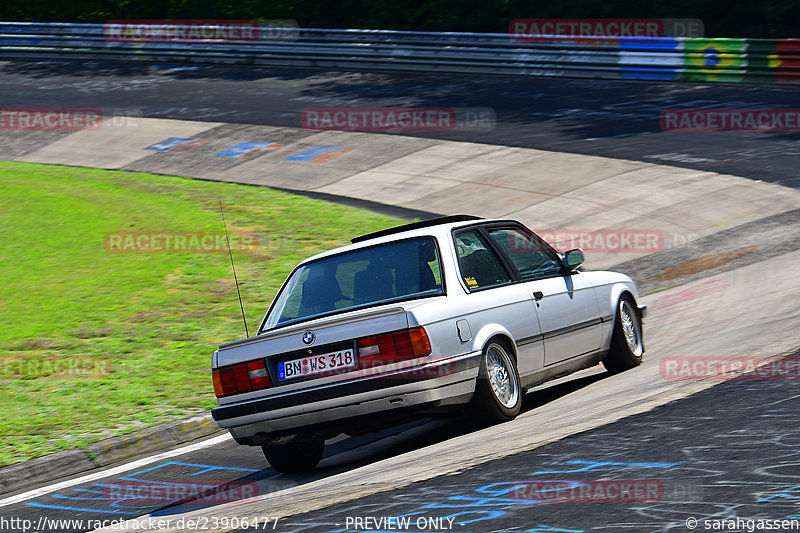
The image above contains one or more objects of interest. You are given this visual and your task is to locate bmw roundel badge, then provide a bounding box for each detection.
[302,331,315,345]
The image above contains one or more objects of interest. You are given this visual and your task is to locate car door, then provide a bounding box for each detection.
[453,228,545,376]
[485,226,603,366]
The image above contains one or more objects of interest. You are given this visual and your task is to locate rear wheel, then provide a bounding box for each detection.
[603,296,644,373]
[262,436,324,474]
[471,341,522,423]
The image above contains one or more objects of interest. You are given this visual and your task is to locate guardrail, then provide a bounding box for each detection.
[1,22,798,83]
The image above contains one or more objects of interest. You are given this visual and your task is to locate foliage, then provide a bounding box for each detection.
[2,0,799,37]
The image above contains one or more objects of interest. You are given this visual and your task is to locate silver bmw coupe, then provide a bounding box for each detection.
[211,215,646,473]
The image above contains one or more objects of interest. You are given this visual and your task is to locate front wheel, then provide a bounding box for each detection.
[262,436,324,474]
[602,296,644,373]
[470,341,522,423]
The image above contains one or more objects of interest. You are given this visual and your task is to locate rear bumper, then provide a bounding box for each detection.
[212,352,481,438]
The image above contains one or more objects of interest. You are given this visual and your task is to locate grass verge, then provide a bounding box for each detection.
[0,161,404,467]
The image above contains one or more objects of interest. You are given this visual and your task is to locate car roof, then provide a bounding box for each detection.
[351,215,482,243]
[301,215,511,263]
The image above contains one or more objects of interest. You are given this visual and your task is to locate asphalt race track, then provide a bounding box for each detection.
[273,351,800,533]
[1,60,800,188]
[0,418,476,533]
[1,59,800,533]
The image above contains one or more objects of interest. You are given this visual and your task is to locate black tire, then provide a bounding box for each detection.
[262,437,324,474]
[470,340,522,423]
[602,296,644,373]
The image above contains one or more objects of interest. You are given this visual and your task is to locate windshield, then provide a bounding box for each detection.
[262,237,443,330]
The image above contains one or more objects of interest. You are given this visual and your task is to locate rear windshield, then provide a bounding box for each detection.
[262,237,443,330]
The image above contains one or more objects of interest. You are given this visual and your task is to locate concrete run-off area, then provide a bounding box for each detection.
[4,116,799,273]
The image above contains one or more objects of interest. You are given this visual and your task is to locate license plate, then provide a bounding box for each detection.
[277,349,356,381]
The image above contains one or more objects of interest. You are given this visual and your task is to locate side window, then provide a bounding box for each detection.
[488,228,563,280]
[454,230,511,290]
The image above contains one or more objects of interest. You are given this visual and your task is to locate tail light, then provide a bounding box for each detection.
[212,328,432,396]
[357,327,431,366]
[213,358,273,397]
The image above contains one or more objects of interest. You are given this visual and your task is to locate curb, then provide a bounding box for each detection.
[0,413,223,497]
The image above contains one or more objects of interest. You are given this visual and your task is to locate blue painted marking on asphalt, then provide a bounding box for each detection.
[216,142,278,157]
[757,484,800,502]
[25,502,137,514]
[285,146,344,161]
[99,481,216,488]
[120,460,259,478]
[72,488,106,494]
[527,459,678,475]
[24,461,260,514]
[353,460,680,531]
[475,479,583,496]
[51,494,109,501]
[41,488,171,510]
[144,137,197,152]
[422,495,540,508]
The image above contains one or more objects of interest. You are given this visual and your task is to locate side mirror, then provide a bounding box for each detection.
[563,249,584,272]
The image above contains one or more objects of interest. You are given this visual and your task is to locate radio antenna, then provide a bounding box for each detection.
[219,201,249,338]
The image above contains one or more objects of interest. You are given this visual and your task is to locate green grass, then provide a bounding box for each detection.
[0,161,404,467]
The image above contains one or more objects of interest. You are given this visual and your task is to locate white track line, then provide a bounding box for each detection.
[0,433,231,507]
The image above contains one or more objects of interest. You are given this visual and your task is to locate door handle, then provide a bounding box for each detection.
[533,291,544,301]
